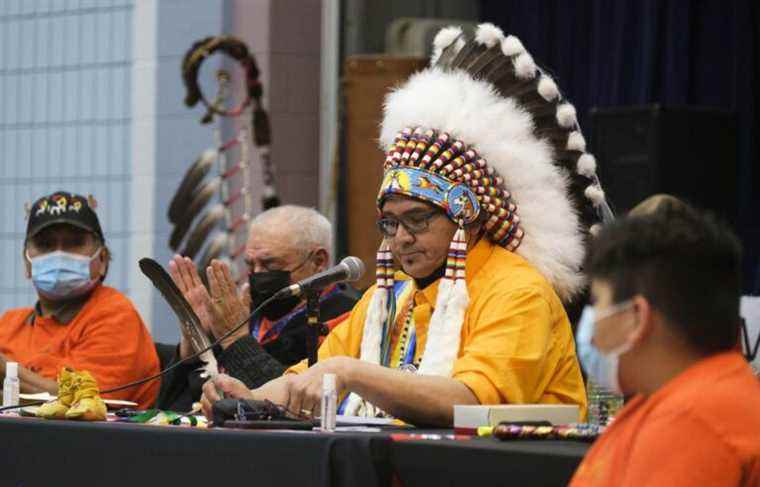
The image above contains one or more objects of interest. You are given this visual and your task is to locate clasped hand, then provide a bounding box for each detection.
[168,255,251,354]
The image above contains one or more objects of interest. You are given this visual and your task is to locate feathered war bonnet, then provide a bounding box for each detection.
[344,24,613,416]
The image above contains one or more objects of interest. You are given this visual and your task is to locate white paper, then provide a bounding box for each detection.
[19,392,137,408]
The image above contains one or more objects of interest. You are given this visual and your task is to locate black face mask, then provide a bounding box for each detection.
[249,270,302,321]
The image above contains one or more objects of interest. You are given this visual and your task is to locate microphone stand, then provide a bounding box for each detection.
[305,288,325,366]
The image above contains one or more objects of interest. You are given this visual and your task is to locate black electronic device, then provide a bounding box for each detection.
[211,398,312,429]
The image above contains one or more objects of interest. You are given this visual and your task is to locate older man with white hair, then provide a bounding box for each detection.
[157,205,359,411]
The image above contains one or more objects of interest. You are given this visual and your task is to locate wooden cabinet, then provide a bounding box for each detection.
[342,55,426,290]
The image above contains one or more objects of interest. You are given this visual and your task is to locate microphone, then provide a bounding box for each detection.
[273,256,365,299]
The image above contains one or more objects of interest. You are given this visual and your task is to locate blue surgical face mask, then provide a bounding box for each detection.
[576,303,634,394]
[27,248,102,301]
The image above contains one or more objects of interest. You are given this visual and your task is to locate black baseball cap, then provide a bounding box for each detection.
[26,191,105,242]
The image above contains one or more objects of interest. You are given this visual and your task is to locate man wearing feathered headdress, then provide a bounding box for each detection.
[201,23,613,426]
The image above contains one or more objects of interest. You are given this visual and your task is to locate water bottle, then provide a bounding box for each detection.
[586,379,623,427]
[3,362,20,409]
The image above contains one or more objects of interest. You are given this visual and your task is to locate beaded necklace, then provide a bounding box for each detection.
[381,283,419,370]
[388,295,418,369]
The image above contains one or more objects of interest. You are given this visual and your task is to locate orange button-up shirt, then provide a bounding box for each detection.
[0,285,160,409]
[570,352,760,486]
[289,239,587,416]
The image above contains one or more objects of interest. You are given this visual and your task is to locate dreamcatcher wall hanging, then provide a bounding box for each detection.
[167,35,279,282]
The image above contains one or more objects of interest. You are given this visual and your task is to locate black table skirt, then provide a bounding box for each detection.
[0,416,588,487]
[392,438,588,487]
[0,416,391,487]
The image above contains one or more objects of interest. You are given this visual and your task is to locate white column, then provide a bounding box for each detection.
[128,0,158,330]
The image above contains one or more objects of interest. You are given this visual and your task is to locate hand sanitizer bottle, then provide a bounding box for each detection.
[320,373,337,432]
[3,362,20,409]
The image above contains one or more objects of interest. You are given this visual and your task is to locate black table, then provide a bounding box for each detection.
[0,416,589,487]
[392,437,589,486]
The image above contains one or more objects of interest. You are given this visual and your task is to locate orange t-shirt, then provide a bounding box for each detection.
[0,285,160,409]
[571,351,760,486]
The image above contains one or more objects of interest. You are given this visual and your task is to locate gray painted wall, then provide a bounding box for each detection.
[0,0,135,313]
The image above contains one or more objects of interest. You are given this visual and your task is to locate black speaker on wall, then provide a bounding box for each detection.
[589,105,737,222]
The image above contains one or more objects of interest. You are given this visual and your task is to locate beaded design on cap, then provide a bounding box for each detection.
[382,126,523,252]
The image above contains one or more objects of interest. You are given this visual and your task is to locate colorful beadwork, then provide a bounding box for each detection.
[378,127,524,252]
[378,167,481,224]
[375,241,394,289]
[492,422,604,442]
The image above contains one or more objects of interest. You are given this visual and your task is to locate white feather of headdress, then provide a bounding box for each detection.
[474,23,504,47]
[380,68,586,299]
[567,131,587,152]
[434,26,463,51]
[431,26,463,65]
[501,35,525,56]
[556,103,577,128]
[537,76,559,101]
[577,154,597,177]
[513,53,537,80]
[584,185,606,206]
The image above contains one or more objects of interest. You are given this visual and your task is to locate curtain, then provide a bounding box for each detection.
[480,0,760,291]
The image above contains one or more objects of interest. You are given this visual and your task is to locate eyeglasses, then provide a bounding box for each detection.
[376,210,441,237]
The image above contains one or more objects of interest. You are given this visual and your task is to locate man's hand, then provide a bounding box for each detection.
[200,374,255,418]
[206,260,251,348]
[168,255,214,359]
[200,374,294,419]
[274,357,350,418]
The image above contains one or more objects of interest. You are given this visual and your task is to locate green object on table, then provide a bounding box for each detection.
[126,409,197,426]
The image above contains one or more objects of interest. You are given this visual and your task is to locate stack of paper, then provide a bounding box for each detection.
[453,404,580,434]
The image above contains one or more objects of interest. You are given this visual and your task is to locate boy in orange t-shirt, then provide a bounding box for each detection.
[571,205,760,486]
[0,191,159,409]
